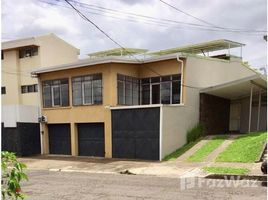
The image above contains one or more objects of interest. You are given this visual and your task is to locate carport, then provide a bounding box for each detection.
[200,74,267,134]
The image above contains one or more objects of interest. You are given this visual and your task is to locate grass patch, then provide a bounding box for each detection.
[187,135,228,162]
[216,132,267,163]
[163,139,201,161]
[187,123,204,143]
[203,166,250,175]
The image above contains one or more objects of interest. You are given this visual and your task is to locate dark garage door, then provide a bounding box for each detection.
[77,123,104,157]
[112,108,160,160]
[48,124,71,155]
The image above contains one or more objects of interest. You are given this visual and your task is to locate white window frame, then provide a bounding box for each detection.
[51,85,61,107]
[82,81,93,105]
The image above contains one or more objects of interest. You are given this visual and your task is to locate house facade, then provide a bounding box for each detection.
[32,39,267,160]
[1,33,79,156]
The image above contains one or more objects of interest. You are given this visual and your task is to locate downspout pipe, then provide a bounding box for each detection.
[176,54,184,104]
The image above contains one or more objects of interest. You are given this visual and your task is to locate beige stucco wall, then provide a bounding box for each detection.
[37,34,79,67]
[39,61,181,157]
[140,59,182,78]
[2,34,79,128]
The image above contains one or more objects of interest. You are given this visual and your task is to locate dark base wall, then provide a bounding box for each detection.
[2,123,41,156]
[200,94,230,135]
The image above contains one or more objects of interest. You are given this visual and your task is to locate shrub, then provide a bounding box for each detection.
[1,151,28,200]
[187,123,204,143]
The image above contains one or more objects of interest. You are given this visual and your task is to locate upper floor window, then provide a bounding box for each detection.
[1,51,4,60]
[19,46,38,58]
[42,79,69,108]
[72,74,102,106]
[117,74,139,105]
[21,84,38,93]
[1,87,6,95]
[141,74,181,105]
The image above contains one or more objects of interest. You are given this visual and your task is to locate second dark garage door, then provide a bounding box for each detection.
[77,123,104,157]
[112,108,160,160]
[48,124,71,155]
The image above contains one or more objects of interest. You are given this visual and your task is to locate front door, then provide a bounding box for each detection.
[229,103,241,131]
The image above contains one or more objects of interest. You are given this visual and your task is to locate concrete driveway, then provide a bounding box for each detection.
[19,155,201,177]
[19,154,263,178]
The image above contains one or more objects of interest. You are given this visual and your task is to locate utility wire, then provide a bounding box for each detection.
[64,0,143,62]
[158,0,267,33]
[39,0,265,35]
[66,0,266,33]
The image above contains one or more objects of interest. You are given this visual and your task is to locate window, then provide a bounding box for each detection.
[21,84,38,93]
[1,51,4,60]
[72,74,102,106]
[42,79,69,108]
[117,74,139,105]
[141,74,181,105]
[172,75,181,104]
[19,46,38,58]
[1,87,6,95]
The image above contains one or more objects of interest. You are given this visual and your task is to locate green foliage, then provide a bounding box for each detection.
[216,132,267,163]
[1,151,28,200]
[187,123,204,143]
[187,135,227,162]
[203,166,250,175]
[163,138,201,161]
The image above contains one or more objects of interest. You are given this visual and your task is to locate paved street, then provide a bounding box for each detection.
[22,170,266,200]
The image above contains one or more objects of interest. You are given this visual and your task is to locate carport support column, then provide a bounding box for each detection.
[257,89,262,131]
[248,84,253,133]
[70,123,78,156]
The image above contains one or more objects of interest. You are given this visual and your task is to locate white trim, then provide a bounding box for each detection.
[109,104,162,110]
[109,103,184,110]
[159,105,163,161]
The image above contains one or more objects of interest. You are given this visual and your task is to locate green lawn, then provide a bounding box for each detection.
[203,166,250,175]
[216,132,267,163]
[187,135,228,162]
[163,139,201,161]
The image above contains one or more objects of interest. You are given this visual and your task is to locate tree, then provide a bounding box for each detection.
[1,151,28,200]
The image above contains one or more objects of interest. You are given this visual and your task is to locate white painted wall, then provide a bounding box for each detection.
[161,104,198,159]
[2,105,39,127]
[160,56,258,159]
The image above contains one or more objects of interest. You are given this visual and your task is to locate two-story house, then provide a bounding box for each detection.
[32,39,267,160]
[2,33,80,156]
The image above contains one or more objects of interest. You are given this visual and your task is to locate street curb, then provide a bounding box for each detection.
[205,174,267,182]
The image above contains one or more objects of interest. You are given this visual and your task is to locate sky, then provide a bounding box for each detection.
[1,0,267,72]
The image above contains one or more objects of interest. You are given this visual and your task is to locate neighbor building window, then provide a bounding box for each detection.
[19,46,38,58]
[72,73,102,106]
[42,79,69,108]
[1,87,6,95]
[21,84,38,93]
[117,74,139,105]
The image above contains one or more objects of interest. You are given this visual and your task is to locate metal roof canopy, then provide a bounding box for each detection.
[149,39,245,56]
[88,48,148,57]
[200,75,267,100]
